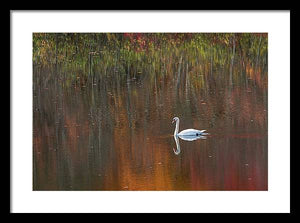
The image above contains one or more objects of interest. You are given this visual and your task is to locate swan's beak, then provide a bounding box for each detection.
[172,120,175,124]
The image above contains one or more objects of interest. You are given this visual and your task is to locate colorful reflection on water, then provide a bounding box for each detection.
[33,33,267,190]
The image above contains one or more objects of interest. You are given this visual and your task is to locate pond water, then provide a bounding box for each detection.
[33,45,267,191]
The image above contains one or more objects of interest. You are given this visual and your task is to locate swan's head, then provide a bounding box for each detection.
[172,117,179,124]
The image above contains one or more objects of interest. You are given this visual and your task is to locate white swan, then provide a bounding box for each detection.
[172,117,207,136]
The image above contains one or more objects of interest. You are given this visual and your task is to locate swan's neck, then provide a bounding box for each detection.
[174,119,180,136]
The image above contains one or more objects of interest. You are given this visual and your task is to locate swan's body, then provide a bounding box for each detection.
[177,128,206,136]
[178,134,207,141]
[172,117,207,136]
[173,134,207,155]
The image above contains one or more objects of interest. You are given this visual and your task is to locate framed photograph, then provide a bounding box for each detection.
[11,10,290,213]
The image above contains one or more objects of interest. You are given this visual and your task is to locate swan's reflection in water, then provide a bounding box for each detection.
[173,134,207,155]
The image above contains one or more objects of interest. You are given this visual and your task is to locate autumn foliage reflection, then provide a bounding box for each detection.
[33,33,267,190]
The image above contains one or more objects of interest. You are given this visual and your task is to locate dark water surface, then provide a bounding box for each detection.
[33,57,267,190]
